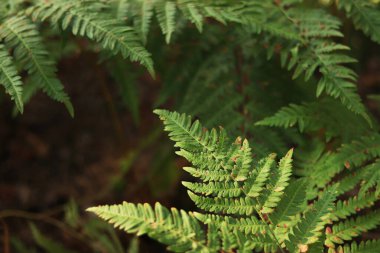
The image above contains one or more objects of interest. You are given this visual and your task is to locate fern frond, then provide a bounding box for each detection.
[359,160,380,195]
[177,0,204,32]
[256,98,371,141]
[183,166,231,182]
[87,202,207,252]
[154,109,234,180]
[332,192,377,222]
[325,212,380,248]
[270,179,307,225]
[156,1,177,43]
[0,44,23,112]
[337,134,380,167]
[188,192,257,216]
[0,15,73,116]
[287,186,337,251]
[338,240,380,253]
[133,0,154,44]
[257,149,293,214]
[337,0,380,44]
[268,5,368,119]
[182,181,242,198]
[28,0,154,75]
[197,212,269,235]
[243,154,276,198]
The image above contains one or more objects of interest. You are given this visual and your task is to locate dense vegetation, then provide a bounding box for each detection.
[1,0,380,252]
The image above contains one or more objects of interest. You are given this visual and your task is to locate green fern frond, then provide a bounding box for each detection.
[287,186,337,251]
[156,1,177,43]
[188,192,257,216]
[257,149,293,214]
[337,0,380,44]
[0,15,73,116]
[154,109,233,176]
[132,0,154,44]
[182,181,242,198]
[270,179,307,225]
[332,192,377,221]
[177,0,204,32]
[182,166,231,182]
[325,212,380,248]
[90,110,380,252]
[0,44,23,112]
[359,160,380,195]
[194,213,268,235]
[244,154,276,198]
[256,98,371,141]
[87,202,208,252]
[337,240,380,253]
[268,4,368,119]
[337,134,380,167]
[28,0,154,75]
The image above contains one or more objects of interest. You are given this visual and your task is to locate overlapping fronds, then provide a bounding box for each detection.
[337,0,380,44]
[88,202,208,252]
[256,98,372,141]
[28,0,154,75]
[0,44,23,112]
[265,5,368,119]
[89,110,380,253]
[0,15,73,115]
[111,0,243,44]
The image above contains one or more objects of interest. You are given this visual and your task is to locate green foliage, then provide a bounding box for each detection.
[2,1,380,252]
[89,110,380,252]
[337,0,380,44]
[0,0,377,120]
[0,15,73,115]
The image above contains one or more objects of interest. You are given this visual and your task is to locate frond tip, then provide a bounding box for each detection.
[87,202,208,252]
[0,44,23,113]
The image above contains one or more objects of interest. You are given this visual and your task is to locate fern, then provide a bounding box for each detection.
[337,0,380,44]
[325,212,380,248]
[88,202,208,252]
[0,44,23,112]
[256,98,372,141]
[0,15,73,115]
[27,0,154,75]
[88,110,380,253]
[287,186,337,252]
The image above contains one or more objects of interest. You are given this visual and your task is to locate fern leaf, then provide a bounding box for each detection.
[331,192,377,222]
[0,15,73,116]
[182,181,242,198]
[183,166,231,182]
[28,0,154,76]
[270,179,307,225]
[188,191,256,216]
[337,134,380,167]
[0,44,23,112]
[178,0,204,32]
[338,0,380,44]
[134,0,154,44]
[256,98,371,141]
[156,1,176,43]
[87,202,207,252]
[338,240,380,253]
[325,212,380,248]
[287,186,337,252]
[243,154,276,198]
[194,213,268,235]
[205,223,220,252]
[257,149,293,214]
[359,160,380,195]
